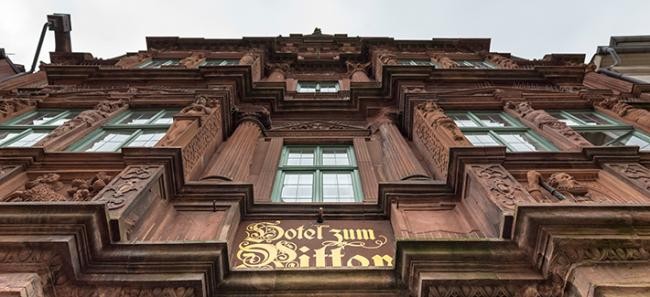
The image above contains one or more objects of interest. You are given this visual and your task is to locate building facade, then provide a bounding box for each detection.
[0,15,649,297]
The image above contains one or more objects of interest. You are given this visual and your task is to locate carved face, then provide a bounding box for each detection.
[547,172,588,195]
[516,102,534,113]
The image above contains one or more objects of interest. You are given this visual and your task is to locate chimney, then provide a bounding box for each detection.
[47,13,72,53]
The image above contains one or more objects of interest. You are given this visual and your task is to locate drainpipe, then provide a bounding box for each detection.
[597,46,648,85]
[0,13,71,83]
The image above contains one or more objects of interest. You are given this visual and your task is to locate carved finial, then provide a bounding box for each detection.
[312,27,322,35]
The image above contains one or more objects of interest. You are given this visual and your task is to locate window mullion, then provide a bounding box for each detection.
[315,170,321,202]
[148,110,167,124]
[562,111,587,126]
[119,129,143,150]
[489,131,513,151]
[605,130,634,146]
[0,129,31,147]
[466,112,483,127]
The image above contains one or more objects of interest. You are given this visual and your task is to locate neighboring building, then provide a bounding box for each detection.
[0,15,648,297]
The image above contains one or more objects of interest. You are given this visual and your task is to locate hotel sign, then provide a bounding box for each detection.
[232,220,395,269]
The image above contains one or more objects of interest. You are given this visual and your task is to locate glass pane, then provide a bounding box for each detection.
[285,148,315,166]
[79,131,134,152]
[579,130,628,146]
[0,131,23,145]
[152,110,175,124]
[611,132,650,151]
[116,111,159,125]
[465,133,501,147]
[322,173,355,202]
[569,112,612,126]
[201,59,239,66]
[12,111,69,126]
[475,113,514,127]
[297,82,317,93]
[139,59,180,69]
[498,132,549,152]
[319,82,339,93]
[450,114,479,127]
[280,173,313,202]
[5,131,48,147]
[550,112,581,126]
[49,111,79,125]
[322,147,350,166]
[124,131,166,147]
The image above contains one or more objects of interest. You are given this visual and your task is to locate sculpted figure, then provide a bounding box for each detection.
[6,173,67,202]
[526,171,591,202]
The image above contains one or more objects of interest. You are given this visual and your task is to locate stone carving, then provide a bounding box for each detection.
[606,163,650,192]
[346,61,371,81]
[182,106,222,176]
[472,165,530,210]
[275,121,361,131]
[378,53,397,65]
[485,53,519,69]
[5,172,112,202]
[430,53,457,69]
[38,100,127,144]
[235,104,272,130]
[0,98,37,121]
[526,171,591,202]
[265,63,290,81]
[427,284,520,297]
[94,165,157,210]
[115,52,152,69]
[54,285,196,297]
[598,97,650,130]
[158,95,219,147]
[239,51,258,65]
[505,101,592,147]
[417,101,465,141]
[180,52,205,68]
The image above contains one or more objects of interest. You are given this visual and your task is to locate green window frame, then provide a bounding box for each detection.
[0,109,78,147]
[272,145,363,203]
[296,81,340,93]
[397,59,437,67]
[138,59,181,69]
[200,59,239,66]
[68,109,176,152]
[550,110,650,151]
[448,111,556,152]
[455,60,496,69]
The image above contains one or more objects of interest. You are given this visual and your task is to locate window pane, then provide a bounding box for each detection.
[550,112,581,126]
[450,114,479,127]
[297,82,317,93]
[570,112,612,126]
[280,173,313,202]
[475,113,514,127]
[5,131,48,147]
[498,132,548,152]
[79,131,134,152]
[139,59,180,69]
[466,133,501,147]
[611,132,650,151]
[201,59,239,66]
[152,110,175,124]
[286,148,315,166]
[49,111,79,125]
[579,130,628,146]
[322,173,355,202]
[12,111,74,126]
[124,131,166,147]
[322,147,350,166]
[319,82,339,93]
[116,111,159,125]
[0,131,23,145]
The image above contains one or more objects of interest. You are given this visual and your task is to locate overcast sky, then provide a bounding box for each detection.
[2,0,649,68]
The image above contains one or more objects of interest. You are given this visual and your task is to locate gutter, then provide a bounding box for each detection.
[596,46,649,85]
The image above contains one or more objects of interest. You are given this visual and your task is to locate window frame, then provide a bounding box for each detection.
[397,59,437,67]
[551,110,650,150]
[68,109,175,152]
[200,59,240,66]
[0,109,78,147]
[455,60,497,69]
[138,59,181,69]
[448,111,556,152]
[271,145,363,203]
[296,81,341,93]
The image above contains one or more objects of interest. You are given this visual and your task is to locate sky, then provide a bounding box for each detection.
[2,0,650,68]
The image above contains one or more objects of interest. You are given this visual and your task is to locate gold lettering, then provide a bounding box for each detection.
[371,255,393,266]
[357,229,375,240]
[303,229,315,240]
[329,228,343,243]
[314,246,327,267]
[316,224,328,240]
[284,228,297,240]
[236,243,277,268]
[346,255,370,267]
[330,247,344,267]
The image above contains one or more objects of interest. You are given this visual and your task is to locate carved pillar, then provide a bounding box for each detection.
[157,95,223,180]
[0,98,38,122]
[484,53,519,69]
[505,101,592,150]
[596,97,650,134]
[346,61,371,82]
[93,165,165,241]
[412,101,471,179]
[201,106,270,182]
[370,109,430,181]
[36,100,128,151]
[430,53,456,69]
[179,52,205,68]
[463,164,535,238]
[115,52,152,69]
[602,163,650,199]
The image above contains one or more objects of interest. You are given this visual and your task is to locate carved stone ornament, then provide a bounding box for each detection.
[274,120,363,131]
[5,172,112,202]
[0,98,38,121]
[94,165,157,210]
[115,52,152,69]
[598,97,650,130]
[38,99,127,143]
[526,170,591,202]
[606,163,650,192]
[416,101,465,141]
[346,61,371,81]
[378,53,397,65]
[485,53,519,69]
[472,165,530,210]
[430,53,457,69]
[505,101,592,147]
[235,104,272,130]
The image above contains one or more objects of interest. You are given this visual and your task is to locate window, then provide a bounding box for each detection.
[398,59,437,67]
[296,81,340,93]
[273,146,362,203]
[200,59,239,66]
[550,111,650,151]
[455,60,496,69]
[0,110,78,147]
[69,109,176,152]
[448,111,555,152]
[138,59,181,69]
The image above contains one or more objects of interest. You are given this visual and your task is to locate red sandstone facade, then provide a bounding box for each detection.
[0,14,649,297]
